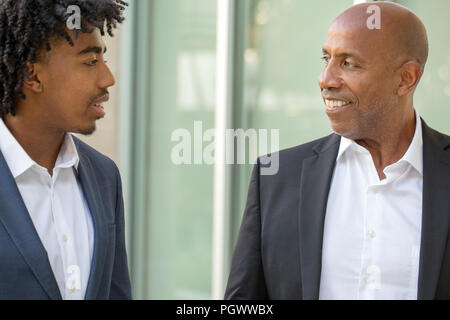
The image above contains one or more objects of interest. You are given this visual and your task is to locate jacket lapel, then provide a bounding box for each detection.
[298,134,340,299]
[417,120,450,299]
[74,148,109,300]
[0,151,62,300]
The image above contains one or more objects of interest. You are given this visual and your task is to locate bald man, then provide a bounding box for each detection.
[225,2,450,300]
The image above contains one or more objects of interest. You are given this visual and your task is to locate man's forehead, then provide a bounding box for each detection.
[323,22,386,59]
[327,15,384,42]
[324,31,369,55]
[322,46,361,58]
[54,27,105,53]
[73,29,105,50]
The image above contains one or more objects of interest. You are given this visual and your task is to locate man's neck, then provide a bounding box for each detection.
[2,114,64,176]
[355,110,417,180]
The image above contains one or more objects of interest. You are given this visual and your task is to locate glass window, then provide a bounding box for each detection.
[127,0,217,299]
[396,0,450,132]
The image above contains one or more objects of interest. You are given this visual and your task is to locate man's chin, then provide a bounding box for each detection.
[330,123,359,140]
[75,124,96,136]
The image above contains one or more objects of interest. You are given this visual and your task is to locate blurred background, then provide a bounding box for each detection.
[77,0,450,299]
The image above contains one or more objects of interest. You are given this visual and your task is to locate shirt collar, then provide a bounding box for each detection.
[55,132,80,171]
[401,110,423,175]
[336,110,423,175]
[0,118,80,178]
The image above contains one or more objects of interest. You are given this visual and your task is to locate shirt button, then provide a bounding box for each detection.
[364,277,370,284]
[368,230,376,238]
[63,235,68,242]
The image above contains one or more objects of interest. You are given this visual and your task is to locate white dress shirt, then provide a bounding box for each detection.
[319,111,423,300]
[0,119,94,300]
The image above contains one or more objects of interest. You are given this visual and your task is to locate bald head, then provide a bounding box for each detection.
[332,2,428,70]
[319,2,430,140]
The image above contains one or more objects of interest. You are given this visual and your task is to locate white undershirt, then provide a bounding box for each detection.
[319,111,423,300]
[0,119,94,300]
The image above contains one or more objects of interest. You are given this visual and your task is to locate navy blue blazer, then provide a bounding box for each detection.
[0,136,132,300]
[226,119,450,300]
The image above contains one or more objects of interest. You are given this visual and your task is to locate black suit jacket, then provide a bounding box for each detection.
[225,119,450,300]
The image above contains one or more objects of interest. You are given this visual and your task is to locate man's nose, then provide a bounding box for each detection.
[318,62,342,90]
[99,63,116,89]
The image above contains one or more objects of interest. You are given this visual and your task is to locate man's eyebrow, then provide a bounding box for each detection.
[77,46,107,56]
[322,48,365,62]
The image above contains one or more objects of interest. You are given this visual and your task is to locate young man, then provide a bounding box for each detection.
[0,0,131,299]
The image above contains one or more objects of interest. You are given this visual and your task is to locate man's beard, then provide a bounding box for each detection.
[351,95,399,141]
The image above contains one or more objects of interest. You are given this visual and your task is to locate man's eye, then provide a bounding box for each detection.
[85,60,98,66]
[343,60,357,68]
[321,56,329,64]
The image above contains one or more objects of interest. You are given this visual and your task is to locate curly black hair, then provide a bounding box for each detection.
[0,0,128,117]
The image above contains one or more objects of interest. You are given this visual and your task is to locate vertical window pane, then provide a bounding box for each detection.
[146,0,216,299]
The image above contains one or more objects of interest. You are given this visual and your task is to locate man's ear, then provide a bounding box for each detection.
[397,61,422,97]
[23,62,43,93]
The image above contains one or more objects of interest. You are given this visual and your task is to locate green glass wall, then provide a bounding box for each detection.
[123,0,217,299]
[396,0,450,132]
[121,0,450,299]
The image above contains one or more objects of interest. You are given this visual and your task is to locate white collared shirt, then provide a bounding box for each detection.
[319,111,423,300]
[0,119,94,300]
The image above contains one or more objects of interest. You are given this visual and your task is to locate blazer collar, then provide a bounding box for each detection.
[298,133,340,299]
[72,138,109,300]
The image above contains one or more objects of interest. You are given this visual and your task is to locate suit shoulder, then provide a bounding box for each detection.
[422,120,450,148]
[435,130,450,145]
[425,125,450,143]
[71,135,119,174]
[275,133,338,163]
[256,133,338,182]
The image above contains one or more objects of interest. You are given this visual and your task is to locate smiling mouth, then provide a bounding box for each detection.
[324,99,352,109]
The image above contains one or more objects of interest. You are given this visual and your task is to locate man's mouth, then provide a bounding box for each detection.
[324,99,352,108]
[92,102,104,108]
[90,96,109,118]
